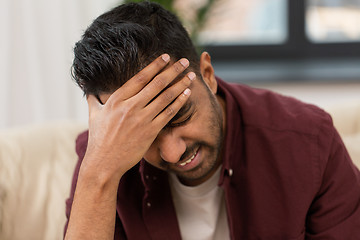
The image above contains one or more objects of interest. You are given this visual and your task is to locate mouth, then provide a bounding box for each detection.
[177,148,199,167]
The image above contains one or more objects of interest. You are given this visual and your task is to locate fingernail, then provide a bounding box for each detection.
[183,88,191,96]
[161,54,170,62]
[180,58,189,68]
[187,72,196,81]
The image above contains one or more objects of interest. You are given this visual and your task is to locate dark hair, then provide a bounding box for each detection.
[72,1,200,95]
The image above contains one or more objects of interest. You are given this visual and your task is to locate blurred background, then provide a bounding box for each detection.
[1,0,360,129]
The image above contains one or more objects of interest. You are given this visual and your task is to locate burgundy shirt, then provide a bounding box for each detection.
[65,78,360,239]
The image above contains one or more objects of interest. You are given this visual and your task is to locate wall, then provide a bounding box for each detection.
[0,0,120,129]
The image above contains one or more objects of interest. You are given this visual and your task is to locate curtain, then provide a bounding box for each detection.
[0,0,120,128]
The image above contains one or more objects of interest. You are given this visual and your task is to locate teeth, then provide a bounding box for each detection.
[179,152,196,166]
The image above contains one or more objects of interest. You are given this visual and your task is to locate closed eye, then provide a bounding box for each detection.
[167,111,194,128]
[166,101,194,128]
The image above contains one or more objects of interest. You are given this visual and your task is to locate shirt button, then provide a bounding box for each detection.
[229,169,233,176]
[146,202,151,208]
[145,175,149,180]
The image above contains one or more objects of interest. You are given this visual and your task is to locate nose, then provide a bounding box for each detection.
[156,129,186,164]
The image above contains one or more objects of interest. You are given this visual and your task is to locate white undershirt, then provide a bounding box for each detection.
[168,167,230,240]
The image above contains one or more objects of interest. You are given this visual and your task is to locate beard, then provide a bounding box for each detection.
[162,86,224,185]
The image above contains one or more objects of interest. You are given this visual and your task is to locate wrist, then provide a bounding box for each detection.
[78,154,125,193]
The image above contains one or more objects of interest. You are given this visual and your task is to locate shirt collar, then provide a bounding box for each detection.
[216,76,243,184]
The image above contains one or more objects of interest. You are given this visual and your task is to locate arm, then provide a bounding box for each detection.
[64,54,194,239]
[306,127,360,239]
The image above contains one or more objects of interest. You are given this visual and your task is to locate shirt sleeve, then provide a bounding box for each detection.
[63,131,88,239]
[305,124,360,239]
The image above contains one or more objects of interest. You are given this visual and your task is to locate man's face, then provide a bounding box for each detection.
[143,76,225,186]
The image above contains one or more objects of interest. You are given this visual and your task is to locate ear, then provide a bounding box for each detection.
[199,52,217,94]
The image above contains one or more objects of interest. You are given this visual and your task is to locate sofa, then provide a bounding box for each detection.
[0,103,359,240]
[0,121,87,240]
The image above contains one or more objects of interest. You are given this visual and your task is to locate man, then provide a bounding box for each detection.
[64,2,360,239]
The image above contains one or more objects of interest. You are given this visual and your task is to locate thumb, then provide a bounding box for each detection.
[86,94,102,116]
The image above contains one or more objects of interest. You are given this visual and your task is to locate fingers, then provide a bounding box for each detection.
[152,87,191,128]
[108,54,171,102]
[145,72,195,118]
[136,58,190,107]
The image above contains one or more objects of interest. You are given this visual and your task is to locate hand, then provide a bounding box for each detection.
[81,54,194,184]
[66,54,194,240]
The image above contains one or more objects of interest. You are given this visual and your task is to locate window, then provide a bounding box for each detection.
[175,0,288,45]
[306,0,360,43]
[198,0,288,45]
[186,0,360,82]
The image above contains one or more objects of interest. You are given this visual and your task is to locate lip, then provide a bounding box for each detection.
[176,147,201,170]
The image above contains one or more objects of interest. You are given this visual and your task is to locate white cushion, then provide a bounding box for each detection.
[0,121,86,240]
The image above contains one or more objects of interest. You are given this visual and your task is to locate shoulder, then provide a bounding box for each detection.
[219,79,333,137]
[220,79,340,187]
